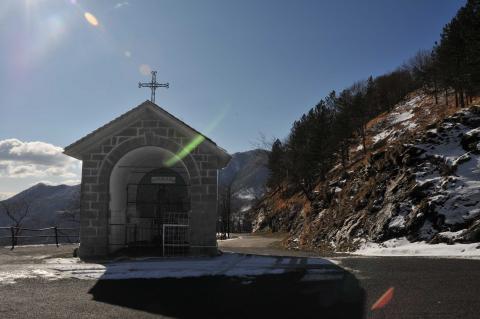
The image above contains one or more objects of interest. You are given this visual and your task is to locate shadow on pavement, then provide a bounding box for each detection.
[88,261,365,319]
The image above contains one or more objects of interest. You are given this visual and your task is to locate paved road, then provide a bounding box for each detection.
[219,233,480,319]
[0,235,479,318]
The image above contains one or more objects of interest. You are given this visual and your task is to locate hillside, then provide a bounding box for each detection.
[252,91,480,252]
[219,149,270,231]
[0,183,80,228]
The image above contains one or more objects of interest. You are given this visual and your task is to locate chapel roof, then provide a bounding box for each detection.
[63,100,229,162]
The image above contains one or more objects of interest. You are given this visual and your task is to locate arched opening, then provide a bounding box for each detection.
[108,146,191,255]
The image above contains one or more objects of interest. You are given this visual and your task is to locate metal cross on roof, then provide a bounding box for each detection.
[138,71,169,103]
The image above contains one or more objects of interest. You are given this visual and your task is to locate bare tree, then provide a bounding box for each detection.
[0,199,32,245]
[218,168,242,239]
[250,131,275,151]
[219,183,233,239]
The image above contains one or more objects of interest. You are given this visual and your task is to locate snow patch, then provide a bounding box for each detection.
[391,111,414,124]
[373,130,393,143]
[354,237,480,258]
[388,216,405,229]
[235,188,256,200]
[240,205,252,212]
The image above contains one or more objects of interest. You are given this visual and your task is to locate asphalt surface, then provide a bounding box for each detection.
[220,234,480,319]
[0,235,479,318]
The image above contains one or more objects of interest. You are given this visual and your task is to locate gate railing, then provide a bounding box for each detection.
[162,224,189,256]
[109,218,190,256]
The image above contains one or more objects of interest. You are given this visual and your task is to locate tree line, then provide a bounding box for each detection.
[267,0,480,200]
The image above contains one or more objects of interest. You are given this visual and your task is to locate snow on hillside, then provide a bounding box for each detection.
[350,93,480,244]
[219,149,270,231]
[369,93,427,146]
[415,111,480,227]
[235,188,257,200]
[355,103,480,246]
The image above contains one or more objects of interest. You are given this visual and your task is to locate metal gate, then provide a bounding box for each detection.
[162,223,190,256]
[110,212,190,256]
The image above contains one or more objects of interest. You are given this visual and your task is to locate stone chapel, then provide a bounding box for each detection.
[64,101,231,259]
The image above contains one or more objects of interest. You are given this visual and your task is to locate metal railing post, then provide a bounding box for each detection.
[54,227,59,247]
[10,226,15,250]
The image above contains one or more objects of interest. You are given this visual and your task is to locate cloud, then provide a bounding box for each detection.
[0,139,80,179]
[0,139,69,166]
[0,192,14,200]
[29,180,56,186]
[114,2,129,9]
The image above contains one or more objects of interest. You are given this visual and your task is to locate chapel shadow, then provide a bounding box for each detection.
[88,258,365,319]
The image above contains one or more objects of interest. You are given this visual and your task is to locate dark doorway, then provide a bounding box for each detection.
[135,168,190,219]
[123,168,190,255]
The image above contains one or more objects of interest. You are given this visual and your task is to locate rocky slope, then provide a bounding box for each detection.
[252,92,480,251]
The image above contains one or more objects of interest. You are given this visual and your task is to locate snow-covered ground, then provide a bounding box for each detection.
[353,237,480,258]
[0,253,334,285]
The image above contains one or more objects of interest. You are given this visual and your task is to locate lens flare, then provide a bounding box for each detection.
[139,64,151,75]
[164,107,229,167]
[371,287,395,311]
[84,12,99,26]
[164,135,205,167]
[124,51,131,58]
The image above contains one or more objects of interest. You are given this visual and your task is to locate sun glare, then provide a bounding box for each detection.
[84,12,99,27]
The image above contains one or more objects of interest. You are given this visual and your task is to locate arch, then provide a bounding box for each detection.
[97,135,201,253]
[98,135,200,189]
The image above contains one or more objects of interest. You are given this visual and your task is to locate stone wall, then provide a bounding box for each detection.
[78,109,220,258]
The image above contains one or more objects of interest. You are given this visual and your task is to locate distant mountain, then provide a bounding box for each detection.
[0,183,80,244]
[219,149,270,231]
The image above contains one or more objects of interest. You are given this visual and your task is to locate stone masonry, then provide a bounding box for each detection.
[64,102,230,259]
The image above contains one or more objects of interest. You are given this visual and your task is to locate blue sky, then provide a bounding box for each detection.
[0,0,466,196]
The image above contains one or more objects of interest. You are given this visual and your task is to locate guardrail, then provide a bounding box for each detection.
[0,226,79,250]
